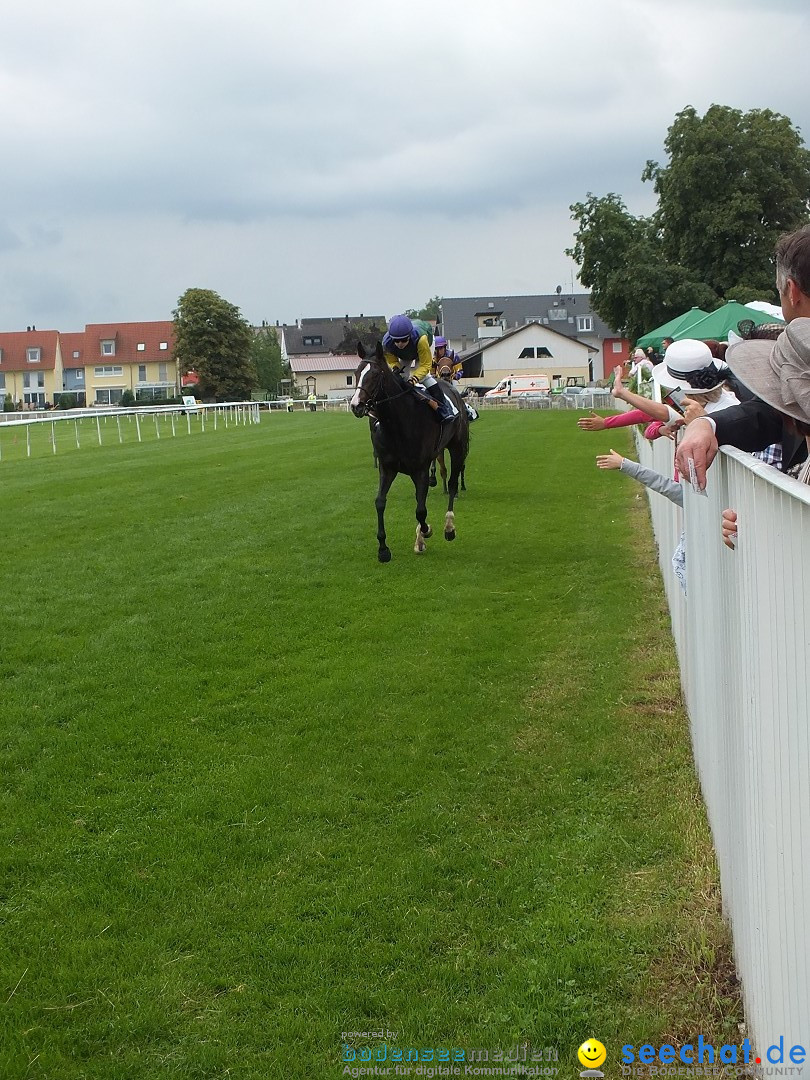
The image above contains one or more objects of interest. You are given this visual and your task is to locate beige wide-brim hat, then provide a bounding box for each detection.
[652,338,723,395]
[725,318,810,424]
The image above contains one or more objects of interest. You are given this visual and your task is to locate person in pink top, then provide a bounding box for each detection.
[577,366,682,441]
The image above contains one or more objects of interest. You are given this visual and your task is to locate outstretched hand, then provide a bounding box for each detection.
[577,411,607,431]
[596,449,624,470]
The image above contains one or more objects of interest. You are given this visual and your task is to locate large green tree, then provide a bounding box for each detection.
[568,105,810,340]
[173,289,257,401]
[251,327,290,395]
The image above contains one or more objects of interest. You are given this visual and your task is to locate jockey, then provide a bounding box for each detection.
[382,315,455,421]
[433,337,463,380]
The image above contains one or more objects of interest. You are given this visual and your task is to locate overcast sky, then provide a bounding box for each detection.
[1,0,808,331]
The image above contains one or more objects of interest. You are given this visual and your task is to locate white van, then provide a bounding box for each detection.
[484,374,550,399]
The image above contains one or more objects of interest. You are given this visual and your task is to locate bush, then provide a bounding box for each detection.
[3,395,14,412]
[119,389,136,407]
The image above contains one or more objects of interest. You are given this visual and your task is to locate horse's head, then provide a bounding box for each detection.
[351,341,387,418]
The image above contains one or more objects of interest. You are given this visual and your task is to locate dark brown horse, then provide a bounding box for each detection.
[351,342,469,562]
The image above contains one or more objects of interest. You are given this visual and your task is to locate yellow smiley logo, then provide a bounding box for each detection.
[578,1040,607,1069]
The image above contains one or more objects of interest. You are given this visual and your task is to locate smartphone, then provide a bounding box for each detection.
[663,387,688,414]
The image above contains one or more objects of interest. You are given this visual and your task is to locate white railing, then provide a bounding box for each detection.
[0,401,261,460]
[637,434,810,1049]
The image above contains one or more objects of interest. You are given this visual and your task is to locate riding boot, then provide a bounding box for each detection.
[425,381,455,421]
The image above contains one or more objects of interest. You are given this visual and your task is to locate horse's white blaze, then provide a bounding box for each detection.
[350,363,371,408]
[414,523,426,553]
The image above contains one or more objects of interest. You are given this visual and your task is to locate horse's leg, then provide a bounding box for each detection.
[375,467,396,562]
[444,444,466,541]
[439,450,448,494]
[429,459,437,487]
[413,469,432,553]
[460,464,466,492]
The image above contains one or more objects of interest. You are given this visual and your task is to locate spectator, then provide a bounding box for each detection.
[676,223,810,487]
[715,318,810,548]
[596,448,686,594]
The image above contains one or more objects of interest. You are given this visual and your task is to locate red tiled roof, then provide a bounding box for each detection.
[84,321,175,363]
[0,329,59,370]
[59,331,86,367]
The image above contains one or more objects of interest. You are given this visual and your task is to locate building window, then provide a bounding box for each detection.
[94,365,124,377]
[101,340,115,356]
[577,316,593,333]
[548,308,567,321]
[524,316,543,325]
[518,347,535,359]
[346,375,353,386]
[0,373,4,389]
[137,343,146,352]
[159,342,168,350]
[27,347,41,362]
[303,336,323,346]
[537,347,552,358]
[72,350,80,359]
[612,341,623,354]
[23,372,45,389]
[158,363,168,382]
[95,388,124,405]
[0,348,3,363]
[76,369,84,381]
[138,365,147,382]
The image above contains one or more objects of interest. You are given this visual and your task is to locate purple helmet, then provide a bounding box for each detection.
[434,336,448,348]
[388,314,413,340]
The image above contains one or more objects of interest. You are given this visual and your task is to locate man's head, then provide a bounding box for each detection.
[434,336,448,354]
[775,225,810,321]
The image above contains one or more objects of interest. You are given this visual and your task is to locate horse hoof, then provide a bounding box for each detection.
[421,524,432,538]
[378,548,392,563]
[445,529,456,541]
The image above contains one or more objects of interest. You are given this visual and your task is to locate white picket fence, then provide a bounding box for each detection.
[637,433,810,1049]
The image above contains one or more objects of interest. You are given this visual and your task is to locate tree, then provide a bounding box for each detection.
[646,105,810,298]
[173,288,257,401]
[251,327,290,395]
[331,318,388,354]
[567,194,716,342]
[405,296,442,322]
[568,105,810,340]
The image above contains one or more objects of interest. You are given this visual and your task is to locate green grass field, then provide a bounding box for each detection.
[0,410,740,1079]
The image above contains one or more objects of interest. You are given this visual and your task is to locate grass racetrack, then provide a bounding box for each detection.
[0,410,741,1078]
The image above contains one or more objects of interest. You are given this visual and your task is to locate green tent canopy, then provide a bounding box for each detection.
[672,301,784,343]
[636,307,710,350]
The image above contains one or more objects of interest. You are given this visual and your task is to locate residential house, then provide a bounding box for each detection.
[281,315,387,398]
[0,328,61,407]
[439,293,628,381]
[57,331,88,406]
[456,322,595,391]
[83,322,177,405]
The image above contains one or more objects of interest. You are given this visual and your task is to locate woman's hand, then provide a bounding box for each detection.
[596,449,624,470]
[611,366,627,401]
[682,396,707,424]
[577,411,607,431]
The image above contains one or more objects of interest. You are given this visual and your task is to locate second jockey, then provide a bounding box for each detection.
[432,336,463,380]
[382,315,456,422]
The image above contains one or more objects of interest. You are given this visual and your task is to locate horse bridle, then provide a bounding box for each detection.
[357,367,413,417]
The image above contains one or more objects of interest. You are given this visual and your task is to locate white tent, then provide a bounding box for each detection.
[745,301,785,320]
